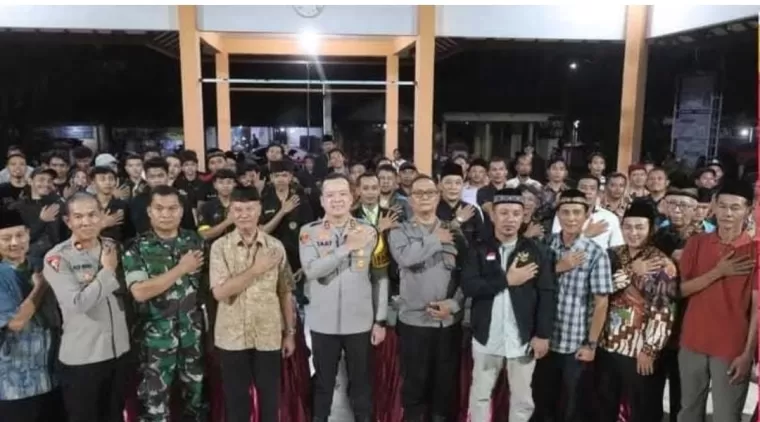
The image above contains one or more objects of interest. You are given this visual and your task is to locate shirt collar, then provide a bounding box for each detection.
[230,229,266,247]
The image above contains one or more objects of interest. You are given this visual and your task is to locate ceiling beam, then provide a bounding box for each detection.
[393,36,416,54]
[222,35,395,57]
[199,31,224,52]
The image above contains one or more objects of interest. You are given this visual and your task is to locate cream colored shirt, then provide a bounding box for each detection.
[209,229,294,351]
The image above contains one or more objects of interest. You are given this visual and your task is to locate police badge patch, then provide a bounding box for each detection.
[289,221,298,230]
[46,255,61,272]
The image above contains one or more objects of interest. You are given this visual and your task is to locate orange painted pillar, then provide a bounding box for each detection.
[385,54,399,158]
[413,5,435,175]
[216,52,232,152]
[178,5,206,169]
[617,5,649,173]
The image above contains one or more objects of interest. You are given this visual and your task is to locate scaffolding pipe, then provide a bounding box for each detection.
[200,78,415,86]
[230,87,385,94]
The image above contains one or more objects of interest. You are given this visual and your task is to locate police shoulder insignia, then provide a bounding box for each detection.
[46,255,61,272]
[516,252,530,263]
[289,221,298,230]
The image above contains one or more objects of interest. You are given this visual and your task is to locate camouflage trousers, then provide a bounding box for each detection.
[137,316,207,422]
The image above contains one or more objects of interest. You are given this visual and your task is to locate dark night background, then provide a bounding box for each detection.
[0,20,756,166]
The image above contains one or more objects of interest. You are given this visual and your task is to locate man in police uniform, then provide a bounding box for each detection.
[121,185,207,422]
[299,173,389,422]
[43,192,131,422]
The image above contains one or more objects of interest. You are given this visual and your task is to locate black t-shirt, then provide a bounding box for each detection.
[0,182,26,207]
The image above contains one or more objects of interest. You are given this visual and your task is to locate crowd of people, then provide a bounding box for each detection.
[0,136,756,422]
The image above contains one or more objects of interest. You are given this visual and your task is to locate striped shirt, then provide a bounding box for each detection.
[548,233,613,354]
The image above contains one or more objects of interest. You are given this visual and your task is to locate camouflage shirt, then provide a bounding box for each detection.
[122,229,205,323]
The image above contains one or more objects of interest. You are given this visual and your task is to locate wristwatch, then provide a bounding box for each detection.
[374,320,387,328]
[284,327,297,336]
[582,340,598,350]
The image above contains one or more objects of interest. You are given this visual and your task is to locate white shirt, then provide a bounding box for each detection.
[505,177,542,189]
[551,206,624,249]
[473,240,528,358]
[461,184,479,205]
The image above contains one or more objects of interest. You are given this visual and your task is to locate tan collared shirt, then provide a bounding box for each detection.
[209,229,294,351]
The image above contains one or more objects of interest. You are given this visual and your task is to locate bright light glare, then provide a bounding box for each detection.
[569,62,578,70]
[740,128,750,137]
[299,29,320,56]
[573,120,580,129]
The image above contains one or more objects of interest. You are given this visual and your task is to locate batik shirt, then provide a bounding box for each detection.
[601,245,677,358]
[0,262,57,400]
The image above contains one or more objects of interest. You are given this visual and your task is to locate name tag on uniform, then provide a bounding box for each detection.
[486,252,497,261]
[265,209,276,214]
[317,240,332,247]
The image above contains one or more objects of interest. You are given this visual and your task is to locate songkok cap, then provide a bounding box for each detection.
[556,189,589,211]
[0,207,25,230]
[696,187,714,203]
[440,161,464,179]
[665,187,698,201]
[493,188,524,207]
[716,179,753,202]
[623,199,656,226]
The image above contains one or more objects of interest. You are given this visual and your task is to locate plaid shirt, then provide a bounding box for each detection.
[548,233,613,354]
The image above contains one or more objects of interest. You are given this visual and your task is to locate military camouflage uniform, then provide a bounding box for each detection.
[122,229,207,422]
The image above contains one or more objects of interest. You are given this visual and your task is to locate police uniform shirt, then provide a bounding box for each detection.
[42,238,130,365]
[298,218,389,335]
[259,186,314,271]
[197,197,233,242]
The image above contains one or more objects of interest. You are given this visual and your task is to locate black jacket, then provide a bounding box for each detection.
[462,235,556,346]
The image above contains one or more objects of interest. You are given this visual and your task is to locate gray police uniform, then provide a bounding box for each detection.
[43,238,130,365]
[298,217,389,420]
[299,218,388,335]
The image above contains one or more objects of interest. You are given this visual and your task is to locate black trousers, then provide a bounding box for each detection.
[311,331,372,419]
[397,322,461,420]
[0,390,64,422]
[58,354,129,422]
[653,347,681,422]
[595,349,661,422]
[218,348,282,422]
[531,351,590,422]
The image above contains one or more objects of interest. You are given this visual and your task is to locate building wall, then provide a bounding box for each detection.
[0,5,755,39]
[197,5,417,36]
[0,5,177,31]
[436,5,628,40]
[649,5,759,37]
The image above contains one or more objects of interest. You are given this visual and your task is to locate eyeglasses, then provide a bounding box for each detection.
[411,190,439,199]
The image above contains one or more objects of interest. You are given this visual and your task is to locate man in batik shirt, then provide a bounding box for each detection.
[597,200,676,422]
